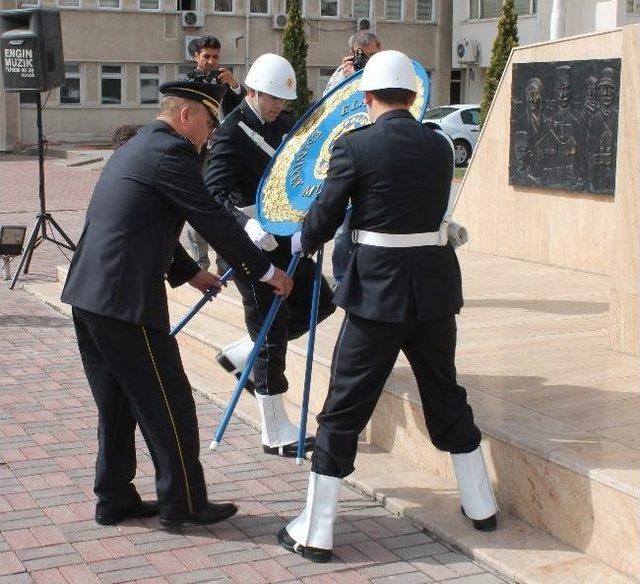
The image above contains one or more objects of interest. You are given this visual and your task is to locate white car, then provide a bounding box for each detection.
[422,104,480,166]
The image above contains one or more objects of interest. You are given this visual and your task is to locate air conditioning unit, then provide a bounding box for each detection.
[456,39,479,64]
[184,35,200,61]
[272,13,288,29]
[356,17,376,32]
[181,10,204,28]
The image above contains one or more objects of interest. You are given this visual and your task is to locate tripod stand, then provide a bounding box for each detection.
[9,92,76,290]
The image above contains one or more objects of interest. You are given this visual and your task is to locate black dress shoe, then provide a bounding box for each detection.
[159,502,238,530]
[263,436,315,458]
[277,527,332,563]
[95,500,158,526]
[461,506,497,532]
[216,352,255,395]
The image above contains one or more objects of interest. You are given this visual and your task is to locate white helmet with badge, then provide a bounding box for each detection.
[245,53,297,100]
[359,50,416,92]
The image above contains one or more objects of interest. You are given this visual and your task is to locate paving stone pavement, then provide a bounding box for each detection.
[0,154,507,583]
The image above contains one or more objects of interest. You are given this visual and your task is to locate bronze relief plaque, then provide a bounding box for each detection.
[509,59,621,195]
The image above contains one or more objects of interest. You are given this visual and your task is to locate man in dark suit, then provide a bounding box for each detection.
[186,35,245,117]
[204,54,335,457]
[61,81,293,530]
[184,35,247,270]
[278,51,498,563]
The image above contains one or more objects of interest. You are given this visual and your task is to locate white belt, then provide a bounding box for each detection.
[352,229,442,248]
[237,121,276,157]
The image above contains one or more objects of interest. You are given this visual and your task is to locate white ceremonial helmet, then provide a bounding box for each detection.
[359,50,417,93]
[245,53,297,100]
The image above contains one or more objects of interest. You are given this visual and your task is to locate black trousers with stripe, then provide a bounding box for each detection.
[232,255,335,396]
[311,312,482,478]
[72,307,207,519]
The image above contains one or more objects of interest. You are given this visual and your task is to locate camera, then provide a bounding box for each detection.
[352,48,369,72]
[185,68,221,84]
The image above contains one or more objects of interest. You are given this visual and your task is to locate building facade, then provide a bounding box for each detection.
[0,0,452,148]
[452,0,640,104]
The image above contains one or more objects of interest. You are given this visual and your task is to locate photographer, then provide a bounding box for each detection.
[185,35,246,270]
[186,35,245,117]
[323,31,382,96]
[323,31,382,286]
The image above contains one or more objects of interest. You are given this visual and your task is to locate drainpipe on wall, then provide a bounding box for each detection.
[550,0,566,40]
[245,0,250,77]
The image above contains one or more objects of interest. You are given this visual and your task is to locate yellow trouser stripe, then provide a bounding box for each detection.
[142,326,193,514]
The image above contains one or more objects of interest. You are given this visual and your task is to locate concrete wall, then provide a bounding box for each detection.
[609,24,640,356]
[13,0,451,143]
[454,28,622,276]
[454,24,640,355]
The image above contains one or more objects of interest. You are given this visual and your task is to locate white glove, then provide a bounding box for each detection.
[291,231,302,254]
[447,221,469,249]
[244,218,278,252]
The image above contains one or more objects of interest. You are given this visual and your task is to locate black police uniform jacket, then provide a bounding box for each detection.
[204,99,295,257]
[301,109,463,323]
[61,120,271,331]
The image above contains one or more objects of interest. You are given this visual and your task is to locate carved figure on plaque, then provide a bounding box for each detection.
[586,66,618,193]
[539,66,582,187]
[509,58,620,195]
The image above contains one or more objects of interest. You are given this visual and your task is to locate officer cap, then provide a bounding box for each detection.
[159,81,225,119]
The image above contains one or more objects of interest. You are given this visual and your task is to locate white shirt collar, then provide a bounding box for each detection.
[245,98,265,125]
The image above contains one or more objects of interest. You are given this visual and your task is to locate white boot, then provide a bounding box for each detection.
[255,392,300,448]
[451,446,498,530]
[279,472,342,561]
[216,336,255,386]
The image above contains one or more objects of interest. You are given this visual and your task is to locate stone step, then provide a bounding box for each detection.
[36,262,639,583]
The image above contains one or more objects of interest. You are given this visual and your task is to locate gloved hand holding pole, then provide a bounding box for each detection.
[170,268,235,337]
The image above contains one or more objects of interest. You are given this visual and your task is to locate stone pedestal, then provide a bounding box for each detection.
[609,25,640,356]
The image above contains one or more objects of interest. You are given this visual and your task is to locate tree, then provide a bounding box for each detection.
[282,0,310,118]
[480,0,519,125]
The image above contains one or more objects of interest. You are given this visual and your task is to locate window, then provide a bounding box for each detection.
[17,0,40,6]
[251,0,268,12]
[416,0,432,21]
[58,0,80,7]
[514,0,536,15]
[321,0,337,16]
[353,0,369,18]
[468,0,497,19]
[214,0,233,12]
[60,64,81,104]
[319,67,334,93]
[101,65,122,105]
[140,0,159,8]
[480,0,499,18]
[177,0,196,8]
[469,0,536,19]
[178,64,193,80]
[423,106,457,120]
[385,0,402,20]
[98,0,120,7]
[140,65,160,104]
[628,0,640,14]
[460,108,480,125]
